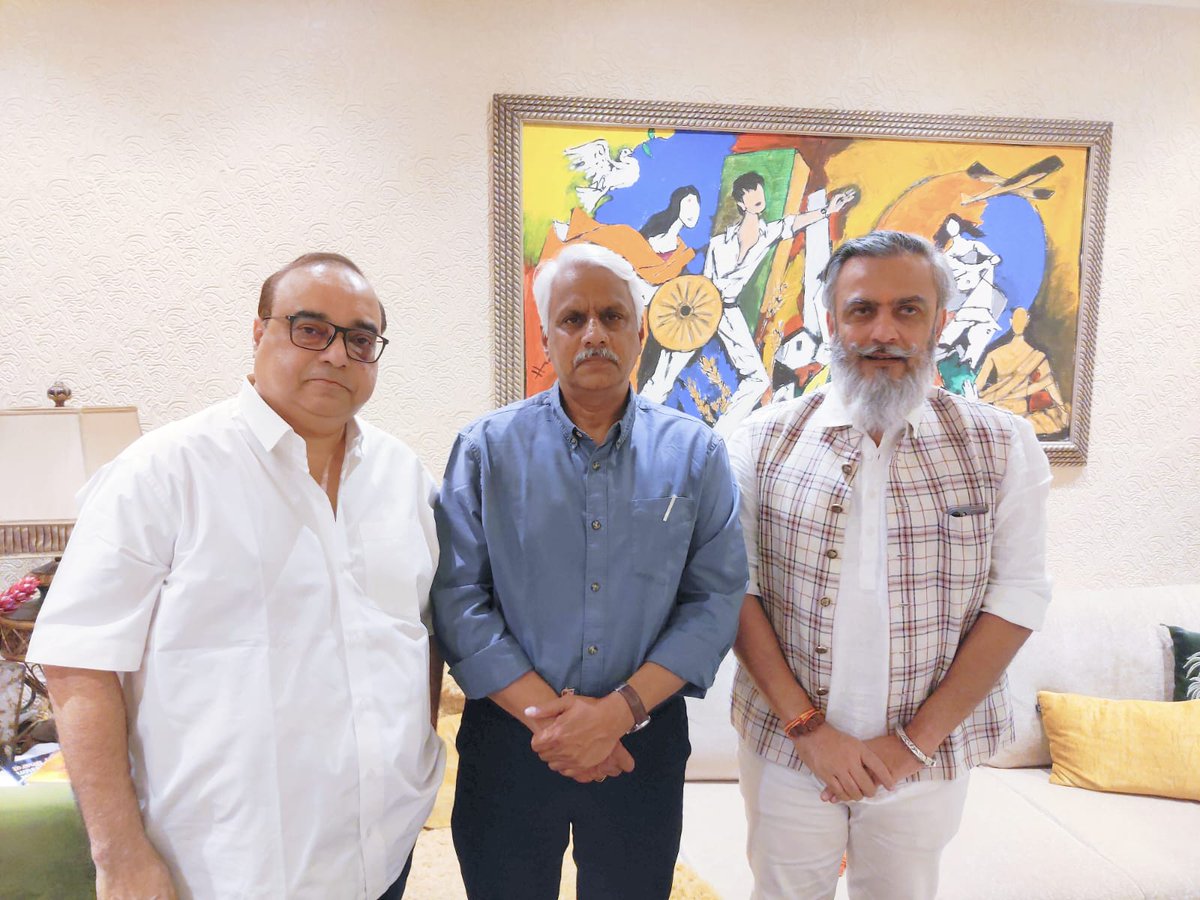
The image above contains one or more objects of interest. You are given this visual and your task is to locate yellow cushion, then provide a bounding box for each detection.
[1037,691,1200,801]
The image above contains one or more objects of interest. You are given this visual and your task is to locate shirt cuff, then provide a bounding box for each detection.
[745,565,760,597]
[447,634,535,699]
[646,632,732,699]
[981,581,1052,631]
[25,623,146,672]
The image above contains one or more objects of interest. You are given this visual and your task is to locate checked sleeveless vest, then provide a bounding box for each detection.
[731,389,1014,781]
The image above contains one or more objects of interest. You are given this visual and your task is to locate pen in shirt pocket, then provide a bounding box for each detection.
[663,494,677,522]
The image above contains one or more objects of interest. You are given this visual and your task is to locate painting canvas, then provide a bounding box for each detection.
[494,96,1110,464]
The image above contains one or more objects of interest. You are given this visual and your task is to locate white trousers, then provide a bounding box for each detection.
[738,742,970,900]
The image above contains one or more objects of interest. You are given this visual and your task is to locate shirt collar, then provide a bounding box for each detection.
[549,383,638,450]
[811,380,932,438]
[237,377,364,459]
[722,218,768,242]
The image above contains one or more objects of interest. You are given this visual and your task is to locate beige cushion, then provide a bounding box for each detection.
[940,766,1200,899]
[990,583,1200,768]
[939,768,1140,899]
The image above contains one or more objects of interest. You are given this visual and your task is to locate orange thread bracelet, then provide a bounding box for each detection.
[783,707,823,737]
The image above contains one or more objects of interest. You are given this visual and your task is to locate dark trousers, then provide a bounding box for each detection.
[451,696,690,900]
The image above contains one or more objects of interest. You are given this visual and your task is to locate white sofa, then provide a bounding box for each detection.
[679,583,1200,899]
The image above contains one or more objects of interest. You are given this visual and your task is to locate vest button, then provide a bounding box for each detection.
[826,549,839,559]
[841,463,853,475]
[815,646,829,654]
[819,597,833,607]
[815,687,829,696]
[830,504,843,514]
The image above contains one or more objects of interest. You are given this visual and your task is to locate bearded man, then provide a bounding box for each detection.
[726,231,1052,899]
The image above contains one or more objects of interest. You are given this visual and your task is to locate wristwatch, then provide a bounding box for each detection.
[614,682,650,733]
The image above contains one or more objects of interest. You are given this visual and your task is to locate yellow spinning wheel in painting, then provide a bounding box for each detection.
[647,275,722,352]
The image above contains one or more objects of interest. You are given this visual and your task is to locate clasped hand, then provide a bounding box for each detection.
[526,694,635,784]
[792,725,924,804]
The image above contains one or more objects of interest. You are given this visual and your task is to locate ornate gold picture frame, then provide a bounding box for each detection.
[493,94,1110,464]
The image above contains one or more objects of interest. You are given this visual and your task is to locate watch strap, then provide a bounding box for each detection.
[614,682,650,734]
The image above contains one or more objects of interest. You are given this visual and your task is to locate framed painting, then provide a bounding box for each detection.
[492,94,1110,464]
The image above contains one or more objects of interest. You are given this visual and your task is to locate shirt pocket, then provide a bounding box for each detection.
[358,520,433,624]
[937,506,992,601]
[630,496,697,586]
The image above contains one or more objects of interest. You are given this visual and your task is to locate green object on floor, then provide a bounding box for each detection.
[0,783,94,899]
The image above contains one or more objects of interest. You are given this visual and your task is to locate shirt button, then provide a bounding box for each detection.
[830,504,843,514]
[590,582,600,593]
[819,597,833,607]
[841,463,852,475]
[815,646,829,655]
[591,519,602,530]
[587,645,599,655]
[826,549,839,559]
[591,461,601,471]
[815,687,829,696]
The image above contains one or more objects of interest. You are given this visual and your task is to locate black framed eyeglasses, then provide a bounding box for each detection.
[263,314,389,363]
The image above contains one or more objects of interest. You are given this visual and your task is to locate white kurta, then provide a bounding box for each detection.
[28,380,445,900]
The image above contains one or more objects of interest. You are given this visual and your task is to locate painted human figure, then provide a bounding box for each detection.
[640,185,702,258]
[935,215,1006,383]
[641,172,854,436]
[976,306,1070,436]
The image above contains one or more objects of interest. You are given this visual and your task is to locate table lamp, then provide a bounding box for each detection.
[0,383,141,759]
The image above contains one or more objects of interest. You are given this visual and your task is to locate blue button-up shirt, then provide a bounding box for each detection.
[432,386,747,700]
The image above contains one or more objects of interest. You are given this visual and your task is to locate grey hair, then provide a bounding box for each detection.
[532,243,645,334]
[820,230,959,317]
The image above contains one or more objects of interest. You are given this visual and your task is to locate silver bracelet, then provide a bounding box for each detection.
[895,724,938,768]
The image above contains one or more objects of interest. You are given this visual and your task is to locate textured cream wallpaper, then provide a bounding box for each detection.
[1,0,1198,590]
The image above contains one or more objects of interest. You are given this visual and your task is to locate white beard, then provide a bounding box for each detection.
[829,336,934,437]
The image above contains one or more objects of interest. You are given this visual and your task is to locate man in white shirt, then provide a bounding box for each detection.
[28,253,445,900]
[728,231,1051,899]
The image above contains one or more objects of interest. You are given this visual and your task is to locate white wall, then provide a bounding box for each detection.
[2,0,1198,589]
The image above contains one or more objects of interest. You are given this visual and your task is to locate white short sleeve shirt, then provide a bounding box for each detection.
[28,380,446,900]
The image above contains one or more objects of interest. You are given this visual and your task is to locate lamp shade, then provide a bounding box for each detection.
[0,406,142,556]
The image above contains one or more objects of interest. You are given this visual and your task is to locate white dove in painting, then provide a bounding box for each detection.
[563,138,640,213]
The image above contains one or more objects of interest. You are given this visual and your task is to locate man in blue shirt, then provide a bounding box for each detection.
[433,242,747,899]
